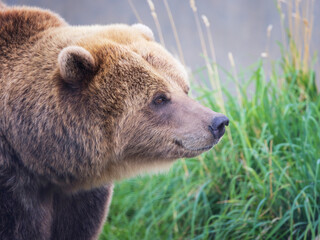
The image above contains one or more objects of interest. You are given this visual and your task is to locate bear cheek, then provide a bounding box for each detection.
[114,108,174,161]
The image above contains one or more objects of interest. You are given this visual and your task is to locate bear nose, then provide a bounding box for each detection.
[209,115,229,139]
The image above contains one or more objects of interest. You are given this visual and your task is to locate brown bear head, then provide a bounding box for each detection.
[55,24,228,188]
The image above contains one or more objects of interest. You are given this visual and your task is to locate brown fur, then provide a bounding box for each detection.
[0,3,228,240]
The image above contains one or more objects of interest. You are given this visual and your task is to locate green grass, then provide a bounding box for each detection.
[99,56,320,239]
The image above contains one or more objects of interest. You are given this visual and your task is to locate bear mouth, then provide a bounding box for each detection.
[173,139,215,153]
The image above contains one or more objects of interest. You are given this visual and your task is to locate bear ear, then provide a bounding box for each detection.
[132,24,154,41]
[58,46,96,87]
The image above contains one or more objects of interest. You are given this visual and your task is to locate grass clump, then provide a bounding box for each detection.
[100,0,319,239]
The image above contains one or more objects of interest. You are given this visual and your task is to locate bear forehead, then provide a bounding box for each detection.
[79,25,190,93]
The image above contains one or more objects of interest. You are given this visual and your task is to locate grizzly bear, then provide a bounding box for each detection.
[0,2,229,240]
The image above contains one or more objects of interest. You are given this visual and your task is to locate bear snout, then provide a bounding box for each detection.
[209,115,229,139]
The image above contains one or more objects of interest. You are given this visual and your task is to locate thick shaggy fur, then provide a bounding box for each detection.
[0,2,227,240]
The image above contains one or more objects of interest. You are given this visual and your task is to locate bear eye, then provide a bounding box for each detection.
[153,94,170,106]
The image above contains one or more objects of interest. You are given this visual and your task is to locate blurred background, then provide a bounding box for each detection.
[5,0,320,86]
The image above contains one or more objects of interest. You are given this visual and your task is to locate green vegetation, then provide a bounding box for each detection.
[100,1,319,239]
